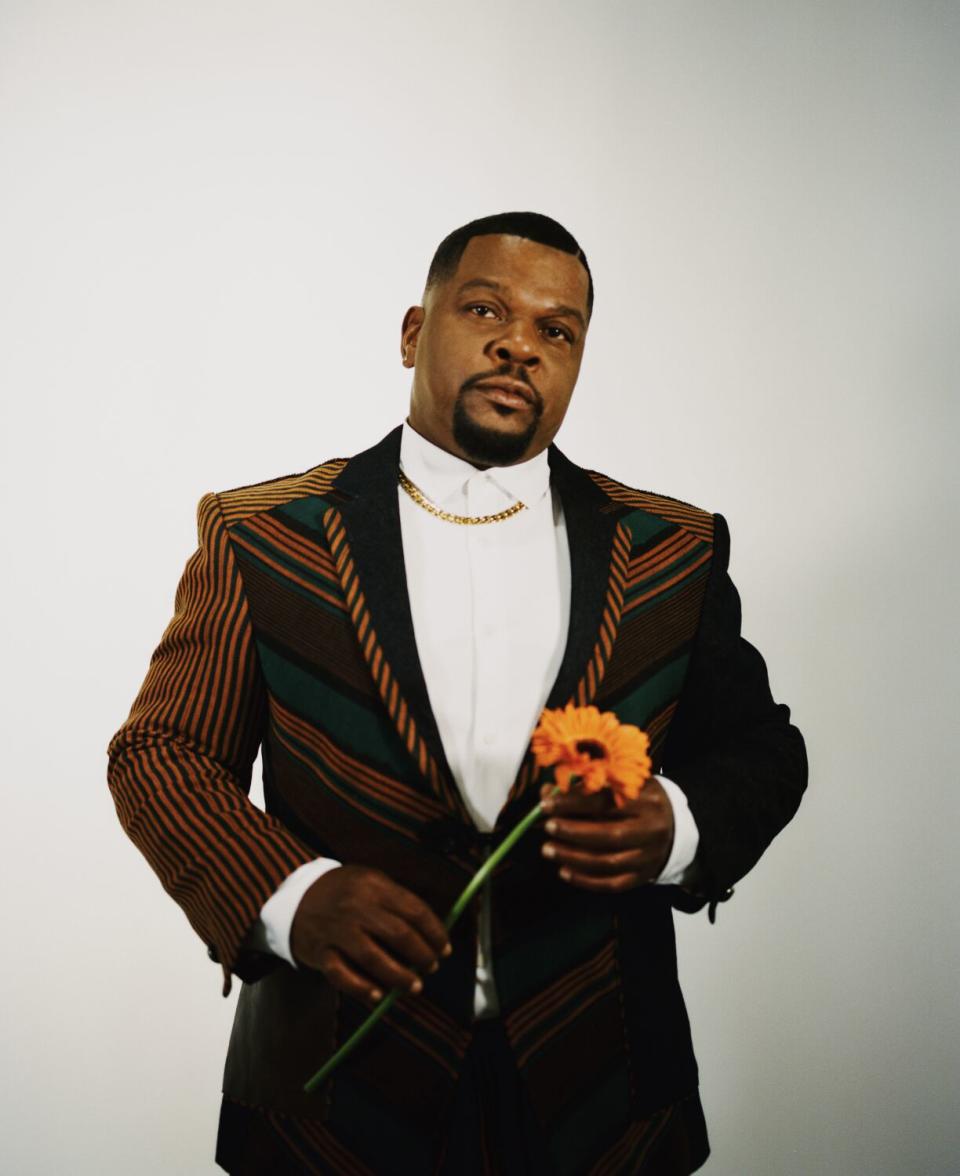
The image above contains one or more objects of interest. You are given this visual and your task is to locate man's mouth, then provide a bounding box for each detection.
[471,380,534,410]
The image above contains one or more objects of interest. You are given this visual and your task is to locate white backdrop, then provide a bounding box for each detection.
[2,2,957,1173]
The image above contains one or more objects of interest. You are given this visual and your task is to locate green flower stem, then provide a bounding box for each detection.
[302,986,400,1094]
[303,783,562,1094]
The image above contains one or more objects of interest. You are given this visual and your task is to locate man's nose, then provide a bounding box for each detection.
[487,320,541,367]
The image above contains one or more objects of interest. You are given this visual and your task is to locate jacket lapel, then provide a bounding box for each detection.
[319,425,471,821]
[322,425,631,832]
[543,445,630,709]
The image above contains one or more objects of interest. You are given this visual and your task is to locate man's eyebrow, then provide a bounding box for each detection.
[455,278,503,296]
[547,304,586,330]
[454,279,586,330]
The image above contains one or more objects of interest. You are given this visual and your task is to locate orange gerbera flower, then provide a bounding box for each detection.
[530,703,652,807]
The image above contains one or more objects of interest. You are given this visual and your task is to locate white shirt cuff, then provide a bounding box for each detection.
[653,775,700,887]
[246,857,343,967]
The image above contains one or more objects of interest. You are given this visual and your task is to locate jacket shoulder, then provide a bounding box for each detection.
[213,457,349,526]
[585,469,715,543]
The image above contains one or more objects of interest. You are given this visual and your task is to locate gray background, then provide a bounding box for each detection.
[1,1,957,1172]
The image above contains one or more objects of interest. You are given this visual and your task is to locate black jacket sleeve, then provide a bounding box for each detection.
[659,513,807,915]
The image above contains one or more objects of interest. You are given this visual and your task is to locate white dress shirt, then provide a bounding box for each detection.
[247,421,699,1017]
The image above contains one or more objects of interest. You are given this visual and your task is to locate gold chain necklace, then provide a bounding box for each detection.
[398,468,527,525]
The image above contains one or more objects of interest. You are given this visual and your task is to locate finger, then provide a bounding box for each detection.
[543,778,667,818]
[543,816,638,851]
[558,868,645,892]
[369,910,443,975]
[546,809,675,853]
[381,885,452,959]
[317,947,390,1006]
[544,843,646,877]
[543,789,621,816]
[352,933,428,996]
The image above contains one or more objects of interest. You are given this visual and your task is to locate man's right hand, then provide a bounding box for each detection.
[290,864,453,1006]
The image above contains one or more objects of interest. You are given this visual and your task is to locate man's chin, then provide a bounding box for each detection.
[452,402,539,465]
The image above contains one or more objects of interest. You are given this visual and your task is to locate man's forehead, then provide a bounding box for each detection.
[451,234,589,310]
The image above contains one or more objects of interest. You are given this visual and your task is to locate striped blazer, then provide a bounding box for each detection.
[107,424,807,1174]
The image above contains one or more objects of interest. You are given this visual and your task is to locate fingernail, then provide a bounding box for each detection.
[409,978,423,994]
[541,798,554,812]
[541,843,556,858]
[544,820,557,834]
[428,960,439,973]
[559,868,572,881]
[442,943,453,957]
[370,988,384,1002]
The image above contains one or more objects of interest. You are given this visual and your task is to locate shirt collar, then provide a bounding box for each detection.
[399,419,551,510]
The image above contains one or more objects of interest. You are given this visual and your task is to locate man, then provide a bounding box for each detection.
[107,212,807,1175]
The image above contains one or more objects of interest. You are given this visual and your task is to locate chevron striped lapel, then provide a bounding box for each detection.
[544,445,630,710]
[319,425,471,822]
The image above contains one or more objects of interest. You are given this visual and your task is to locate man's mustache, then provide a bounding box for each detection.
[460,369,543,413]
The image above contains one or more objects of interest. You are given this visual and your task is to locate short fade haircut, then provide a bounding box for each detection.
[424,211,594,319]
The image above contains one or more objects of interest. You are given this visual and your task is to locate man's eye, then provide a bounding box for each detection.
[544,325,572,342]
[467,304,497,318]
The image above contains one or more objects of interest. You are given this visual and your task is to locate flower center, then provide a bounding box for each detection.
[574,739,607,760]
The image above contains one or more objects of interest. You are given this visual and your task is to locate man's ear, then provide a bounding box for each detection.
[400,306,424,368]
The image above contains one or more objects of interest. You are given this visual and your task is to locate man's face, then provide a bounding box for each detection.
[401,234,590,466]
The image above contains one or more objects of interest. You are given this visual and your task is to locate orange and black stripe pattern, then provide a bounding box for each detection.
[572,520,632,706]
[321,506,457,815]
[107,492,321,995]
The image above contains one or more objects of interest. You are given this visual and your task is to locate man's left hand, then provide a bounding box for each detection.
[538,777,675,891]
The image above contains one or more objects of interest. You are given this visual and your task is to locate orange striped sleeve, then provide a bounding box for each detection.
[106,492,316,996]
